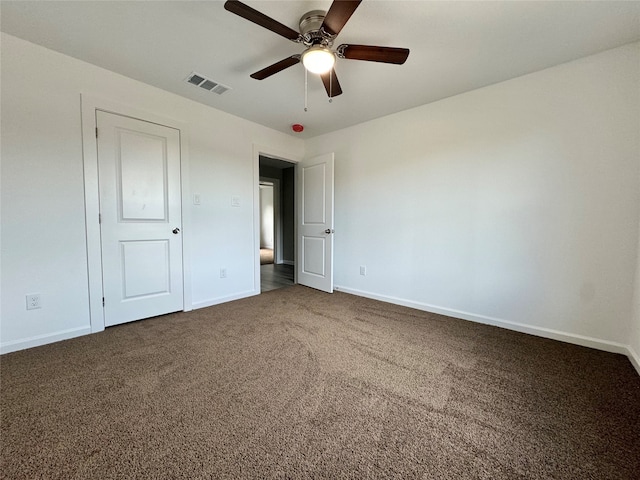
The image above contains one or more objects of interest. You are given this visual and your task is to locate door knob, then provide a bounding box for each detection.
[172,228,180,234]
[324,229,334,234]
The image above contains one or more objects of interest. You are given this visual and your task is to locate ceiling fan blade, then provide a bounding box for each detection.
[320,69,343,98]
[224,0,301,41]
[321,0,362,36]
[339,44,410,64]
[250,55,301,80]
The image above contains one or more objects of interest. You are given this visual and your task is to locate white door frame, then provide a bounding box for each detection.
[81,94,192,333]
[253,145,301,293]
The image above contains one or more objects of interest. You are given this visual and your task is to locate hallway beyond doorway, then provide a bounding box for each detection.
[261,264,294,292]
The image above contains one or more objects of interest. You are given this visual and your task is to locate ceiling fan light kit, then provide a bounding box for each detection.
[224,0,409,101]
[301,46,335,74]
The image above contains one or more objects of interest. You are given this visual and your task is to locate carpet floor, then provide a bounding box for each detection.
[1,286,639,479]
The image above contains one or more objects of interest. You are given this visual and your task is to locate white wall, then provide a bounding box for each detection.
[306,43,640,352]
[2,32,639,360]
[259,185,274,249]
[282,167,295,263]
[0,33,303,352]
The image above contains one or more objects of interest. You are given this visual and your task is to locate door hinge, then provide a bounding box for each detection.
[102,297,105,307]
[95,127,98,138]
[98,213,101,224]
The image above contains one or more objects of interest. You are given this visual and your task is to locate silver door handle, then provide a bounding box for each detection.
[324,229,334,234]
[172,228,180,234]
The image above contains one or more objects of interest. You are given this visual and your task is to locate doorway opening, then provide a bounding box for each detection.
[259,156,295,292]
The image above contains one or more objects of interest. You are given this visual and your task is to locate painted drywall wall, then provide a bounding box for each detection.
[306,43,640,350]
[2,31,638,357]
[259,185,274,249]
[0,33,303,352]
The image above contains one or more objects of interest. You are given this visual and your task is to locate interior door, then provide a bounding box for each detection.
[97,110,183,327]
[297,152,334,293]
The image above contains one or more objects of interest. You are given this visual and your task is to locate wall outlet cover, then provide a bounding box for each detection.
[26,294,42,310]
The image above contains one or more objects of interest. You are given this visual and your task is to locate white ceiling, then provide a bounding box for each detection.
[2,1,639,138]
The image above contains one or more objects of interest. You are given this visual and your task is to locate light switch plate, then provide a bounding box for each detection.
[231,195,241,207]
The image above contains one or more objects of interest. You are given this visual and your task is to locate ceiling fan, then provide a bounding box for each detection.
[224,0,410,98]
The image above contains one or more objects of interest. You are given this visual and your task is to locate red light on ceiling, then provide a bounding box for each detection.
[292,124,304,133]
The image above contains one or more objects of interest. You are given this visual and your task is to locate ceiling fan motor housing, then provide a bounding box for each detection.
[299,10,331,46]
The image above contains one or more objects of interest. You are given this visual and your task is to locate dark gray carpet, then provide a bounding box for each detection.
[2,286,639,479]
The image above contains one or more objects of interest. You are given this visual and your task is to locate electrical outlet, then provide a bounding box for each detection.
[220,268,227,278]
[231,195,241,207]
[26,294,41,310]
[193,193,201,205]
[360,266,367,276]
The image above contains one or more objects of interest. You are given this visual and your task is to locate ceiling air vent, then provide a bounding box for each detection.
[185,72,231,95]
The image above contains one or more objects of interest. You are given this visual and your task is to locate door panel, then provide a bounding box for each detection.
[118,130,168,221]
[302,163,326,224]
[97,110,183,327]
[120,240,170,298]
[297,153,334,293]
[302,236,326,276]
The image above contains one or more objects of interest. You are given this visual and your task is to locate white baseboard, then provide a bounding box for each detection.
[5,288,637,378]
[1,326,92,355]
[191,289,259,310]
[334,285,631,357]
[1,291,259,354]
[628,346,640,376]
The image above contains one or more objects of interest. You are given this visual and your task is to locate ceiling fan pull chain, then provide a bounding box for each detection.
[304,68,308,112]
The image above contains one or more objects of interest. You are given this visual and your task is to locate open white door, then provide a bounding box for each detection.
[97,110,183,326]
[297,153,334,293]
